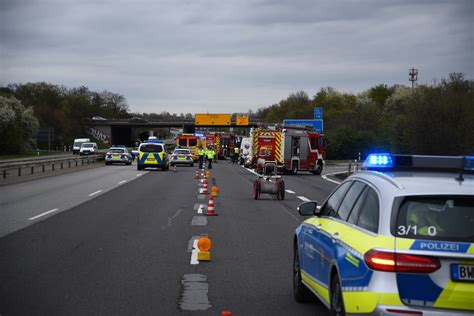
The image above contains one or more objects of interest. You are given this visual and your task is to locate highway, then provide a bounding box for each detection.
[0,161,344,315]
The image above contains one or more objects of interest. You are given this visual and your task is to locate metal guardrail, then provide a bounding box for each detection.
[1,154,105,180]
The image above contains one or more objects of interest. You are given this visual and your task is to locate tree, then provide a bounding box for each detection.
[0,96,39,154]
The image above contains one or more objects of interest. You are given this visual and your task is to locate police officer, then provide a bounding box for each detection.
[206,147,215,169]
[198,146,205,169]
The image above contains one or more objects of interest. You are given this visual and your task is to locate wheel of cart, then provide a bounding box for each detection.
[277,178,285,200]
[253,179,260,200]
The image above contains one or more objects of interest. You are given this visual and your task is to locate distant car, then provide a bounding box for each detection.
[105,147,132,165]
[293,154,474,315]
[136,142,168,171]
[170,148,194,167]
[72,138,90,155]
[79,142,98,155]
[91,116,107,121]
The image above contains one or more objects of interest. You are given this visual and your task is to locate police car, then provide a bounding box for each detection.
[105,147,132,165]
[293,154,473,315]
[136,140,169,171]
[170,147,194,167]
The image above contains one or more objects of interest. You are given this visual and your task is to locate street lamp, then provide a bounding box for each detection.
[409,68,418,88]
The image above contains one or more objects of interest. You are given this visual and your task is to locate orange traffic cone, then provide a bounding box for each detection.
[206,195,218,216]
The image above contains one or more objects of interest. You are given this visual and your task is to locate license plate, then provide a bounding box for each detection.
[146,158,155,161]
[113,154,119,157]
[451,264,474,282]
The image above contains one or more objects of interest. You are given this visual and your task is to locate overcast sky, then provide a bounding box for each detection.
[1,0,473,114]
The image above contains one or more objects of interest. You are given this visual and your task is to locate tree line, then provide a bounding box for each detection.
[1,73,472,158]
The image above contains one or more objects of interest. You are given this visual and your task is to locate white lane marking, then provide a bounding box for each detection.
[197,205,205,214]
[242,165,260,176]
[190,239,199,265]
[136,174,143,177]
[29,208,59,221]
[118,180,127,184]
[88,190,103,196]
[321,171,346,184]
[297,196,311,202]
[285,190,296,194]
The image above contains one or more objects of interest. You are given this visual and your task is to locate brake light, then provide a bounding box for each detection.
[364,249,440,273]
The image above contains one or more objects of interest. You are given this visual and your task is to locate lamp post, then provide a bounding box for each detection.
[409,68,418,88]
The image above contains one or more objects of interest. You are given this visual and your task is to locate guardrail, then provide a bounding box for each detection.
[0,154,105,180]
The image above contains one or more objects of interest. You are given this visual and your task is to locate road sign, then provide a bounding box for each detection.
[314,107,323,120]
[195,114,231,126]
[283,119,323,133]
[236,114,249,126]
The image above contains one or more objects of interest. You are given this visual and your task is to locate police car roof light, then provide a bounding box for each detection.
[363,154,474,174]
[143,139,163,143]
[364,154,393,169]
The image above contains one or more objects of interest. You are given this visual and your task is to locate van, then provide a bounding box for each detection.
[79,142,98,155]
[73,138,90,155]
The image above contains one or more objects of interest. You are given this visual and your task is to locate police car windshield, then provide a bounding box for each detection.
[396,196,474,242]
[140,144,163,153]
[174,150,190,155]
[109,149,125,153]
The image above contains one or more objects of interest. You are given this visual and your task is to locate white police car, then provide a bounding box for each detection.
[294,154,474,315]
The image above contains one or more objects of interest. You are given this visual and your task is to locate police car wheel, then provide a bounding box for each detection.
[330,275,345,316]
[293,245,313,302]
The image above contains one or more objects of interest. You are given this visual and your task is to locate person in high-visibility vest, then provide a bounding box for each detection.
[233,147,240,164]
[206,147,215,169]
[198,146,205,169]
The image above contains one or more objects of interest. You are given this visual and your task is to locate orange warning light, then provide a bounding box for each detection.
[197,237,212,252]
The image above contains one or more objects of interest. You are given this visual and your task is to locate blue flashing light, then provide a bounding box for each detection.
[364,153,393,169]
[143,139,163,144]
[465,156,474,171]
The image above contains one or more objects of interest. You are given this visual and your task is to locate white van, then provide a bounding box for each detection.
[73,138,90,154]
[79,142,98,155]
[240,137,252,164]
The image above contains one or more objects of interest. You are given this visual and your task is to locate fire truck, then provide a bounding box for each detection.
[251,126,326,175]
[207,133,237,159]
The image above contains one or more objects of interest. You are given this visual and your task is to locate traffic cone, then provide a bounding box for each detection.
[194,170,199,179]
[206,195,218,216]
[201,182,209,194]
[221,311,232,316]
[203,178,208,185]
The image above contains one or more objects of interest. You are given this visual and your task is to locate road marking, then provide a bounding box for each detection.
[136,174,143,177]
[321,171,346,184]
[161,209,182,230]
[88,190,102,196]
[178,274,211,311]
[297,196,311,202]
[242,165,260,176]
[279,205,301,223]
[197,204,206,214]
[29,208,59,221]
[190,239,199,265]
[285,189,295,194]
[191,216,208,226]
[118,180,127,184]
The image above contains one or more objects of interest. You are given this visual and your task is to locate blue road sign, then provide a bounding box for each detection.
[314,107,323,120]
[283,119,323,133]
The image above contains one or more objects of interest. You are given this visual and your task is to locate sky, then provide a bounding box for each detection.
[1,0,473,114]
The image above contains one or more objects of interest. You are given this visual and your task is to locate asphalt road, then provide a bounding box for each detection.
[0,161,341,315]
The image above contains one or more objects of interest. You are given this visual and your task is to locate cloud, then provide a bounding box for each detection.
[1,0,472,113]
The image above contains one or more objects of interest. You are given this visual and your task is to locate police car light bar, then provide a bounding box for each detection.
[363,154,474,173]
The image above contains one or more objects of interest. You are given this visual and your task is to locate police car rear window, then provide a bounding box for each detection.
[140,144,163,153]
[396,196,474,242]
[109,149,125,153]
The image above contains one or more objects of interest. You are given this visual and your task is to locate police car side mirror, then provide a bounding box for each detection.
[297,201,318,216]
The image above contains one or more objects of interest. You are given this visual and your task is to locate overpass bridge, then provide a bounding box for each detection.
[83,118,263,147]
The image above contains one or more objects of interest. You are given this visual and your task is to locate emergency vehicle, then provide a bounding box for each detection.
[207,133,237,159]
[251,126,326,175]
[176,134,199,160]
[294,154,474,315]
[137,139,169,171]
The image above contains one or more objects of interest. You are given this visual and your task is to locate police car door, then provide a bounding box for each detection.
[393,196,474,312]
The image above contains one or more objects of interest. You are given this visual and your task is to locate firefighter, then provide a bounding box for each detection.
[198,146,205,169]
[233,147,240,164]
[206,146,215,169]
